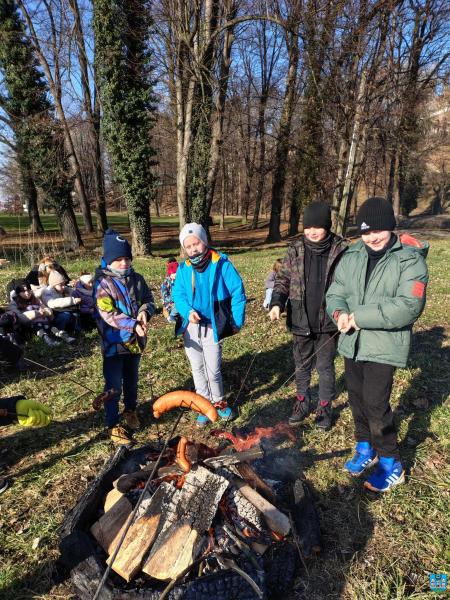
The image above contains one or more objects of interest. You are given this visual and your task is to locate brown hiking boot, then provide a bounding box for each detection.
[108,425,134,446]
[123,410,140,430]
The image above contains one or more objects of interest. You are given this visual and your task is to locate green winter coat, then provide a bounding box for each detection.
[326,234,429,368]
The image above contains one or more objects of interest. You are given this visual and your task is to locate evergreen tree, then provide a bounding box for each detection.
[93,0,157,255]
[0,0,82,247]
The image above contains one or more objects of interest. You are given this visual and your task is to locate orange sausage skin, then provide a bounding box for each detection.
[153,391,218,422]
[175,437,191,473]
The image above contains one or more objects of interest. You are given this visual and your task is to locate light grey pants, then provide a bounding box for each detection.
[183,322,224,403]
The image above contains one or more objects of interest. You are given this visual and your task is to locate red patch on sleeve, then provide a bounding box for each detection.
[412,281,425,298]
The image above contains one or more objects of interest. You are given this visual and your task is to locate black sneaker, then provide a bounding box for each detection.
[315,403,332,430]
[289,394,314,425]
[0,477,11,494]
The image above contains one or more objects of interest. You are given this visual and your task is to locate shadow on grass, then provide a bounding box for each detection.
[395,325,449,469]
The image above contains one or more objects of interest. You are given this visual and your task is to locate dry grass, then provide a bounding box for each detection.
[0,231,448,599]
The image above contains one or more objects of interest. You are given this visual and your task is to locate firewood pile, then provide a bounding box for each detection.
[59,430,321,600]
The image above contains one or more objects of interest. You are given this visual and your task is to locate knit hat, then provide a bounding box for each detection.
[15,281,31,296]
[356,197,396,234]
[103,229,132,264]
[79,274,93,285]
[303,202,332,231]
[167,261,178,276]
[48,270,66,288]
[179,223,208,248]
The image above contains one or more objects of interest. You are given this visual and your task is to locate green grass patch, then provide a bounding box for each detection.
[0,238,448,599]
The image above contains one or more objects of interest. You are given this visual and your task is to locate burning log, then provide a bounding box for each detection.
[142,465,229,580]
[90,496,133,554]
[202,446,264,468]
[106,483,174,582]
[231,477,290,537]
[235,462,277,505]
[103,486,123,512]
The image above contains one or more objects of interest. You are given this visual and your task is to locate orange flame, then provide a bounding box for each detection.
[210,422,296,451]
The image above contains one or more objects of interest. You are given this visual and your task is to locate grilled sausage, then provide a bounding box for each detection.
[175,436,191,473]
[152,391,218,423]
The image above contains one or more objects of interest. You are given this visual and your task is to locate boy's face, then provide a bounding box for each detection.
[170,273,176,281]
[304,227,328,242]
[110,257,132,270]
[361,230,392,251]
[183,235,207,258]
[19,288,32,300]
[55,283,65,293]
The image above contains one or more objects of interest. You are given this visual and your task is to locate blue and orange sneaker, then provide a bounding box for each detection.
[344,442,378,476]
[364,456,405,492]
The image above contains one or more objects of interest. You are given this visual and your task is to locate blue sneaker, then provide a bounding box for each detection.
[344,442,378,477]
[196,413,211,428]
[217,405,236,421]
[196,404,236,427]
[364,456,405,492]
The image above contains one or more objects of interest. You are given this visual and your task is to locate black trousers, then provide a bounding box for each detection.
[293,332,337,403]
[344,358,399,459]
[0,336,23,367]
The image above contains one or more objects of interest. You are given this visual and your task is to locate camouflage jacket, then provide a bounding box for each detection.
[271,234,348,335]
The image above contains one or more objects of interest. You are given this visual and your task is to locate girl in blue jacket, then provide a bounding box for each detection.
[172,223,246,426]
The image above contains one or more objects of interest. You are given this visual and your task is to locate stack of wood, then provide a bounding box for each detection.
[90,445,291,584]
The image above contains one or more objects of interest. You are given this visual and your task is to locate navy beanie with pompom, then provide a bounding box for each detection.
[103,229,132,265]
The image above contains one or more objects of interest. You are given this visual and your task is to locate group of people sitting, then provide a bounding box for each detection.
[0,257,96,365]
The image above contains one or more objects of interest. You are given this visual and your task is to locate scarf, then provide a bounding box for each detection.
[304,233,333,254]
[190,248,212,273]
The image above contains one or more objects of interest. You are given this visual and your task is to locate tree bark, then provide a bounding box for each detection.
[21,165,44,233]
[18,0,93,234]
[267,27,299,242]
[68,0,107,233]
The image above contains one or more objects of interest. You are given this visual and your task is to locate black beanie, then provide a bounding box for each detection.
[103,229,132,265]
[303,202,332,230]
[356,197,396,234]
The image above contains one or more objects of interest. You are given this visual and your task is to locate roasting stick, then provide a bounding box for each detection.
[223,328,341,429]
[92,410,184,600]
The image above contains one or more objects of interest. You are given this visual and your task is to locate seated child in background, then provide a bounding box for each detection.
[41,270,80,342]
[263,259,282,309]
[161,257,179,321]
[73,273,96,330]
[9,281,59,346]
[25,256,70,298]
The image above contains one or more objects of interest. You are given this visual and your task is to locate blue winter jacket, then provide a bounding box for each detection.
[172,250,246,342]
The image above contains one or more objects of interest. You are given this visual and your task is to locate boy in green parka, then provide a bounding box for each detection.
[326,197,428,492]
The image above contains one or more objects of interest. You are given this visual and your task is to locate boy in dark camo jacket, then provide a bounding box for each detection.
[269,202,347,430]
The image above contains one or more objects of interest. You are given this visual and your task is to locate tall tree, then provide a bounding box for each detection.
[68,0,108,233]
[266,3,301,241]
[93,0,157,254]
[0,0,82,247]
[18,0,94,234]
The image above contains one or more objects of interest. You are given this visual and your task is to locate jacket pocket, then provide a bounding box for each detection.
[287,298,309,334]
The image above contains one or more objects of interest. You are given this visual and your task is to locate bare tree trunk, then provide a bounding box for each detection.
[267,26,299,242]
[205,1,238,217]
[251,96,267,229]
[68,0,107,233]
[58,202,84,250]
[22,166,44,233]
[335,70,367,236]
[18,0,93,234]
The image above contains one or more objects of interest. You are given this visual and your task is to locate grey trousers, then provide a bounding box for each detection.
[183,322,224,403]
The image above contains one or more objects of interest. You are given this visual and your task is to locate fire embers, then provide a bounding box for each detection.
[86,437,299,598]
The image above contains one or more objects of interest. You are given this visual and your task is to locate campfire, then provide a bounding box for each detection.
[59,393,321,599]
